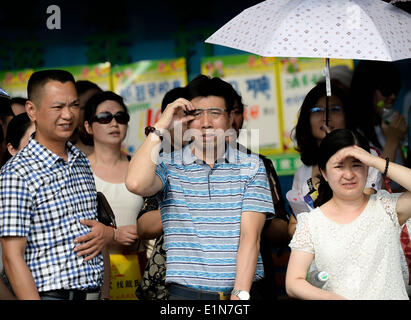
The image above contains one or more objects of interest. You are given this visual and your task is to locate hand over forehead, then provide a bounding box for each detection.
[330,146,370,165]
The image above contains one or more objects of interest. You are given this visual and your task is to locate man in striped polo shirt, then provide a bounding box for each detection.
[127,75,274,300]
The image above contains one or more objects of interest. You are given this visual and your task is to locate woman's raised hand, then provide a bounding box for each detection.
[332,145,379,168]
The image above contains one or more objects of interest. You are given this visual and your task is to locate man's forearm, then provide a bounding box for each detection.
[4,256,40,300]
[126,132,162,197]
[232,236,260,295]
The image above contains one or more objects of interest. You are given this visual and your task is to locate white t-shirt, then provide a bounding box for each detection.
[93,175,156,256]
[290,190,408,300]
[94,175,144,228]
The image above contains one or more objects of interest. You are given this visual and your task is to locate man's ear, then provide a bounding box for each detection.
[25,100,37,122]
[84,121,93,135]
[7,142,17,157]
[228,109,234,128]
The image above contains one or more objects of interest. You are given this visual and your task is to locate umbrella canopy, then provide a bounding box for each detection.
[206,0,411,61]
[205,0,411,124]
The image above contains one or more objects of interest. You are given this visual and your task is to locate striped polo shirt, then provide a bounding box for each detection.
[155,143,275,293]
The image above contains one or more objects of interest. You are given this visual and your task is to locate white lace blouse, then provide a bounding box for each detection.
[290,190,409,300]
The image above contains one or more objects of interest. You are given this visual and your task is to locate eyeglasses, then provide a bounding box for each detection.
[91,111,130,125]
[309,105,344,115]
[186,108,227,119]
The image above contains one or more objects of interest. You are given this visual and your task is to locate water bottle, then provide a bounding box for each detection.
[382,108,395,125]
[306,271,329,289]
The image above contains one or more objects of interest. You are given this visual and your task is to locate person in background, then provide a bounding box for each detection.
[288,82,382,236]
[10,97,27,116]
[84,91,145,300]
[0,89,14,300]
[72,80,103,156]
[350,61,406,175]
[1,113,35,166]
[0,89,14,165]
[316,65,353,97]
[0,70,112,300]
[229,85,290,299]
[286,129,410,300]
[0,89,13,296]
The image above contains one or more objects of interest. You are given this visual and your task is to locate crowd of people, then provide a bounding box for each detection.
[0,60,409,300]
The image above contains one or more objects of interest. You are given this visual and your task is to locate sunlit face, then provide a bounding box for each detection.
[310,95,346,143]
[85,100,128,146]
[27,81,80,146]
[187,96,233,151]
[321,152,368,200]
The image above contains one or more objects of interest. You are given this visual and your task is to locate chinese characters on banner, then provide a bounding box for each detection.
[112,58,187,155]
[201,55,353,175]
[201,55,282,155]
[109,253,144,300]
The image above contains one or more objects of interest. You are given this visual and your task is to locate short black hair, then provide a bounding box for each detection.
[0,94,13,124]
[27,69,76,103]
[183,75,235,113]
[75,80,103,96]
[227,83,244,112]
[10,97,28,106]
[5,112,32,149]
[2,112,32,166]
[161,87,185,113]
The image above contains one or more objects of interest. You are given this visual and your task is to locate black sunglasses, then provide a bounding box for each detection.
[91,111,130,125]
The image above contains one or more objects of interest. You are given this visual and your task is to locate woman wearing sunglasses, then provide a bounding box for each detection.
[288,83,382,236]
[84,91,145,299]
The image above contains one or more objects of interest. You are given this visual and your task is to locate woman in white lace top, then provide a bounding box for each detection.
[286,129,411,300]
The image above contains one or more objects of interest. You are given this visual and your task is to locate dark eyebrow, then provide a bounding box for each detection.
[53,98,80,106]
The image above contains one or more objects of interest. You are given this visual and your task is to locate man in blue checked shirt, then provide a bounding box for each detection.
[126,75,275,300]
[0,70,113,300]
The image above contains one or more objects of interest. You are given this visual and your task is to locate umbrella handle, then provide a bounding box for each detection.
[323,58,332,127]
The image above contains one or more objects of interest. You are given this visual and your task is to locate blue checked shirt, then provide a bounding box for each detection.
[0,136,103,292]
[155,143,275,293]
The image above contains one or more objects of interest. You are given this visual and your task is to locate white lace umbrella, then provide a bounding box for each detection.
[205,0,411,124]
